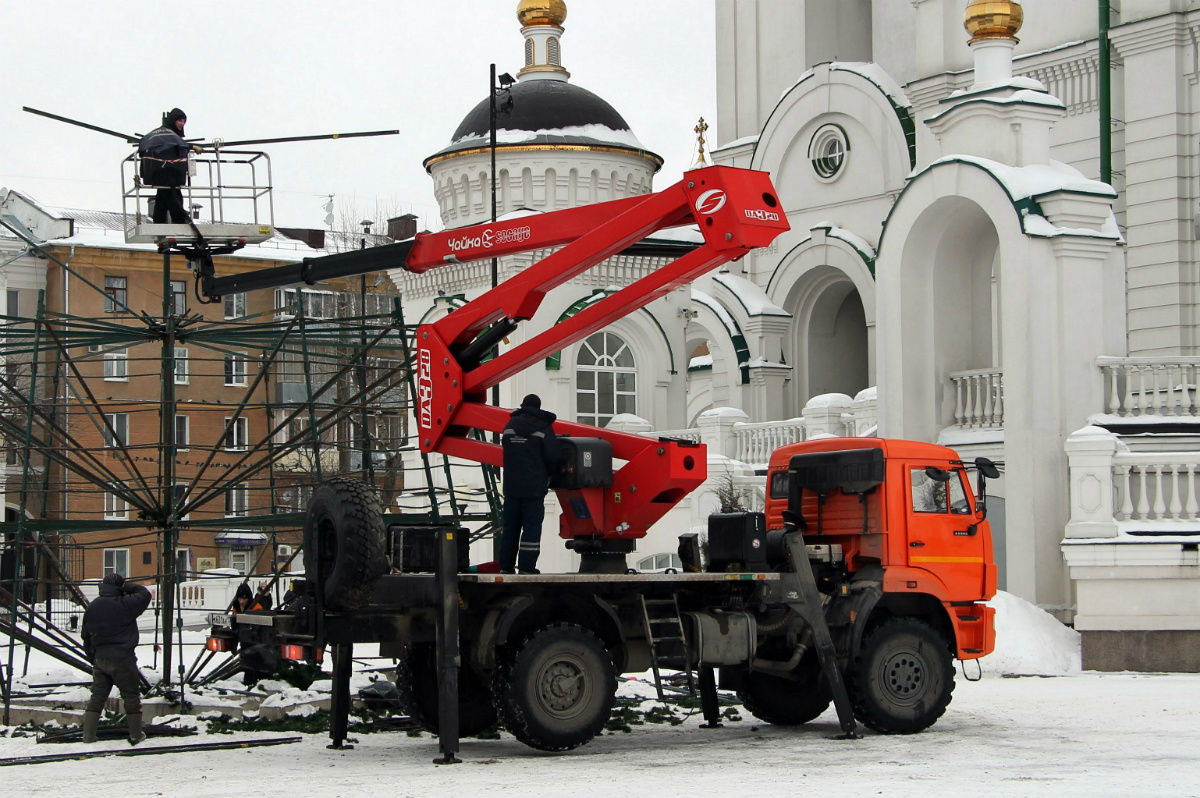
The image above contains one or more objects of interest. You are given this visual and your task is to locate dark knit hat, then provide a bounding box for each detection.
[236,583,254,600]
[102,572,125,587]
[166,108,187,127]
[521,394,541,409]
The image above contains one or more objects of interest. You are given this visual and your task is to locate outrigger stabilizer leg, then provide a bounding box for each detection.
[779,531,859,739]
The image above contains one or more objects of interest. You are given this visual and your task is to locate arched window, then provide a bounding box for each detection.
[576,332,636,426]
[547,37,560,65]
[525,39,534,66]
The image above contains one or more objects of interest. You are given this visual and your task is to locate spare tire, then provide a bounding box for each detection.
[303,478,388,611]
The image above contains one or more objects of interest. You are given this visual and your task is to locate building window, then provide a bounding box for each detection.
[103,348,128,381]
[809,124,849,180]
[228,550,249,575]
[547,36,560,65]
[176,548,191,576]
[103,413,129,448]
[225,483,249,517]
[175,414,190,451]
[172,484,191,520]
[576,332,636,427]
[102,548,129,578]
[274,288,335,320]
[224,416,249,451]
[224,353,247,386]
[224,292,246,320]
[170,280,188,316]
[525,38,534,66]
[103,491,128,520]
[174,347,189,384]
[104,276,127,312]
[6,289,18,318]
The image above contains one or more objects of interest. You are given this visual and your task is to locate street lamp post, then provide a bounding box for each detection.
[489,65,514,414]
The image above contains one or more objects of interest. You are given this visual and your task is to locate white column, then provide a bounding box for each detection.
[1064,426,1123,540]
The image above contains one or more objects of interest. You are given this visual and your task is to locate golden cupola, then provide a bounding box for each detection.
[517,0,567,28]
[964,0,1024,44]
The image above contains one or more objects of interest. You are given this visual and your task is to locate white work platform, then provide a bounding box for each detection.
[125,222,274,245]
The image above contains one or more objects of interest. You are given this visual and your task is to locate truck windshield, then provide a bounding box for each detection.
[911,468,973,515]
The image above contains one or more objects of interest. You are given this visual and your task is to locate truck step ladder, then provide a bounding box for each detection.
[638,594,695,700]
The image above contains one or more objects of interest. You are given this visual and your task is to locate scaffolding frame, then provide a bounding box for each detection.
[0,222,502,722]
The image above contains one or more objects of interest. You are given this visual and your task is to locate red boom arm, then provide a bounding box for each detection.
[410,166,789,543]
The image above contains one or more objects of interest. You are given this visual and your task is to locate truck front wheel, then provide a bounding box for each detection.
[492,623,616,751]
[850,617,954,733]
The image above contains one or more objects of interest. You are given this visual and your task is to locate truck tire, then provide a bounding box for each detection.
[302,478,387,611]
[850,617,954,734]
[492,623,616,751]
[738,652,832,726]
[396,643,497,737]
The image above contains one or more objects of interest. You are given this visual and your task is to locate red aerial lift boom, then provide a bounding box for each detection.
[201,166,790,557]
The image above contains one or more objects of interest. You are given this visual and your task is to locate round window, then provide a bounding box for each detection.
[809,124,849,180]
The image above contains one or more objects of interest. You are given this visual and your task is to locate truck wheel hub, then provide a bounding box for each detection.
[541,662,584,711]
[883,653,924,697]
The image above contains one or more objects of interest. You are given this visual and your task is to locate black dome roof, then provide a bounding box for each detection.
[424,79,662,169]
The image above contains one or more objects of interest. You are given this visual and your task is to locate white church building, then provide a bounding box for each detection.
[403,0,1200,672]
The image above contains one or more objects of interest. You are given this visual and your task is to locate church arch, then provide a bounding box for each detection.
[769,234,876,417]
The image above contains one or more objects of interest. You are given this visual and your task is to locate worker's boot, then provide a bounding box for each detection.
[126,712,146,746]
[81,709,101,743]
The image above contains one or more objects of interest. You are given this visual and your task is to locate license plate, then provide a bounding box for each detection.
[209,612,232,628]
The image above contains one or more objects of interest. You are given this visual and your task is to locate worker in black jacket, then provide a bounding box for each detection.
[500,394,561,574]
[138,108,195,224]
[80,572,152,744]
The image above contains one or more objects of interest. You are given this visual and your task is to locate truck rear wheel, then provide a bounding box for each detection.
[850,617,954,734]
[396,643,497,737]
[492,623,616,751]
[302,478,387,611]
[738,652,832,725]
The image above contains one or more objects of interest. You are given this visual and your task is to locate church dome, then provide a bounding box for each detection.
[518,0,567,27]
[964,1,1023,43]
[423,78,662,170]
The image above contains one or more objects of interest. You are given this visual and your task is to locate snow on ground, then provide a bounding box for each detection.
[1,592,1197,796]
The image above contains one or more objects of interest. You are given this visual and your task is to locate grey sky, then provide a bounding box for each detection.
[1,1,716,231]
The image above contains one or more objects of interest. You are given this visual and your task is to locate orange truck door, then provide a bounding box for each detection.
[905,466,987,596]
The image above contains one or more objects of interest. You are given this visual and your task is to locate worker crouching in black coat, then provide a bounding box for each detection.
[500,394,561,574]
[81,572,152,744]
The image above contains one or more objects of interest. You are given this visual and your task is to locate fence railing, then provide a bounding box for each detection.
[949,368,1005,429]
[730,418,806,464]
[1113,454,1200,522]
[1099,357,1200,419]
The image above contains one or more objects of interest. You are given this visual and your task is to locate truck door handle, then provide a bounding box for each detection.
[909,541,925,547]
[954,524,979,537]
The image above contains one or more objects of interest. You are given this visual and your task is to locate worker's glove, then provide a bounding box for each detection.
[192,145,203,154]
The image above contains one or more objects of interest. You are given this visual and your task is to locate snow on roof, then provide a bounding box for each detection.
[785,62,913,109]
[713,273,787,316]
[42,205,328,261]
[914,156,1122,241]
[690,289,743,342]
[830,62,912,108]
[811,222,877,262]
[453,124,648,151]
[711,134,760,153]
[930,86,1064,124]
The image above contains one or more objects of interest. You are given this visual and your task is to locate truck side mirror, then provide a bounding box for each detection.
[975,457,1001,479]
[924,466,951,482]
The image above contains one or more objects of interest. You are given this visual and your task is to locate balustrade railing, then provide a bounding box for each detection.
[1113,453,1200,523]
[1099,357,1200,419]
[731,418,806,464]
[949,368,1005,428]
